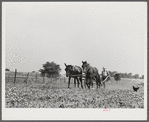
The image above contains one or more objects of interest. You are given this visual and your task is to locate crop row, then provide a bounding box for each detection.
[5,83,144,108]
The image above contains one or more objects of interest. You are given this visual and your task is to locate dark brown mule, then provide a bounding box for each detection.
[64,63,83,88]
[82,61,101,89]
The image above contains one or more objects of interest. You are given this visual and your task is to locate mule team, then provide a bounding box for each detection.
[64,61,110,89]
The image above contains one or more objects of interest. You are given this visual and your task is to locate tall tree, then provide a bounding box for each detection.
[128,73,132,78]
[141,75,144,79]
[114,73,121,81]
[124,73,128,78]
[134,74,139,79]
[39,62,61,81]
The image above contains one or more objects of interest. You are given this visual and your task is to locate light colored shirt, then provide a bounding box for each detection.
[102,71,108,76]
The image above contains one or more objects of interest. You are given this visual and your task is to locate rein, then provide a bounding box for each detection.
[70,72,86,77]
[70,74,84,77]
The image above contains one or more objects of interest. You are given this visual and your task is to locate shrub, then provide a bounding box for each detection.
[114,73,121,81]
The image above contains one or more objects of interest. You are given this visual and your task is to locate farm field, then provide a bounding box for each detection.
[5,76,144,108]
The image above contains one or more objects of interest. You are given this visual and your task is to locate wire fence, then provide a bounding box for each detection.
[5,69,68,84]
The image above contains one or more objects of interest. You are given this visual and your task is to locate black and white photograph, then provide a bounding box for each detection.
[2,2,147,120]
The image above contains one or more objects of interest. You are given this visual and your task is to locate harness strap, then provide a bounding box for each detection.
[82,72,86,80]
[75,66,81,72]
[72,65,75,71]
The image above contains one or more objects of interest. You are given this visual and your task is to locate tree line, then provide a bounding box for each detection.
[108,71,144,79]
[5,61,144,80]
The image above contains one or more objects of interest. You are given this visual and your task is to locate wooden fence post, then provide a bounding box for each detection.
[7,75,9,83]
[51,75,52,82]
[25,72,29,84]
[43,76,45,83]
[35,73,38,82]
[14,69,17,84]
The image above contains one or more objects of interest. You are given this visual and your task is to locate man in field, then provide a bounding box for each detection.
[101,67,110,82]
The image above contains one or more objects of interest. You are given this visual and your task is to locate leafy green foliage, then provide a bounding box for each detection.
[134,74,139,79]
[141,75,144,79]
[5,78,144,108]
[39,62,61,78]
[114,73,121,81]
[109,71,141,79]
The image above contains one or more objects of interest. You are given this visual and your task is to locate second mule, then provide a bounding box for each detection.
[82,61,101,89]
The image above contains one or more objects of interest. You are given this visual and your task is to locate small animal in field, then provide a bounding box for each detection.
[133,86,140,92]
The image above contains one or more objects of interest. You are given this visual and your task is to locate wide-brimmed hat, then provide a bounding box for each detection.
[103,67,106,69]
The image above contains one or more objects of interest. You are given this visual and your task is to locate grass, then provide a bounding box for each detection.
[5,76,144,108]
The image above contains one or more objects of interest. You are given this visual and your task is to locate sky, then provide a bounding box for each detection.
[3,2,147,76]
